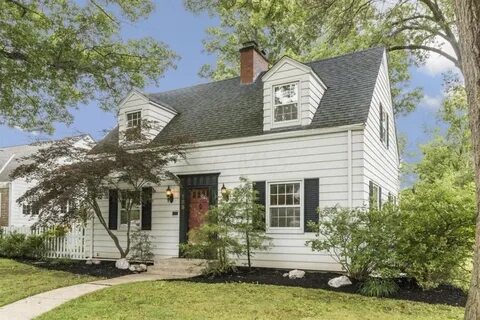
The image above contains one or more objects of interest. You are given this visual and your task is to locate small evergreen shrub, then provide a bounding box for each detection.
[130,230,154,262]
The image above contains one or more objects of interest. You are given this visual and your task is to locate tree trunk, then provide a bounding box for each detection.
[91,198,126,258]
[454,1,480,319]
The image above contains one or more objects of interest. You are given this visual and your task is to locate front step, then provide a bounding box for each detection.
[147,258,208,278]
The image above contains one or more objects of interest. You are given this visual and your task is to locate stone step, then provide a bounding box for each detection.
[148,265,205,274]
[147,258,208,278]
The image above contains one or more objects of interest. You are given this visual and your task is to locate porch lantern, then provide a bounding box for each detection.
[221,183,229,201]
[166,186,174,203]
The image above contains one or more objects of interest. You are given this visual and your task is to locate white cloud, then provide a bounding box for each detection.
[419,39,458,76]
[420,94,443,110]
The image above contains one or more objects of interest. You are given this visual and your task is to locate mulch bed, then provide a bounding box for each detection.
[185,267,466,307]
[19,259,132,278]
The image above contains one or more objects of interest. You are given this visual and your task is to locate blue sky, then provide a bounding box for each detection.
[0,1,455,166]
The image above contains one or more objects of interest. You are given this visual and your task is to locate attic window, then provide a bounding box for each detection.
[273,83,299,122]
[126,111,141,129]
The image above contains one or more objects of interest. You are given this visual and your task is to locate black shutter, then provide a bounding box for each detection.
[369,181,374,208]
[141,187,153,231]
[108,189,118,230]
[386,113,390,148]
[253,181,266,230]
[304,178,319,232]
[379,186,383,210]
[379,105,383,141]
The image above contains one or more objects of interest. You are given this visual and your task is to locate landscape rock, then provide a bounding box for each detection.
[92,259,101,265]
[328,275,352,288]
[288,269,305,279]
[128,263,148,273]
[115,258,130,270]
[139,264,148,272]
[85,259,93,265]
[282,273,289,278]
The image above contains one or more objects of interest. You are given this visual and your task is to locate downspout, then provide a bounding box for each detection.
[90,215,95,259]
[347,130,353,208]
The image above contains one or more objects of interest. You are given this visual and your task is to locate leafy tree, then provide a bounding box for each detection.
[451,1,480,316]
[182,178,271,273]
[0,0,177,132]
[11,123,190,259]
[227,177,271,269]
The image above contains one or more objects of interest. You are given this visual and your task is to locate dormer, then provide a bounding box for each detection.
[118,89,177,142]
[261,57,327,131]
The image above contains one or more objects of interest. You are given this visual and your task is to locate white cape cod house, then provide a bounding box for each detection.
[87,43,399,271]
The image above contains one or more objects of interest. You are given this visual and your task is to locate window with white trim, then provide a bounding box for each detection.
[380,104,389,148]
[273,83,299,122]
[268,182,301,228]
[119,190,141,227]
[369,182,381,209]
[126,111,141,129]
[22,203,39,215]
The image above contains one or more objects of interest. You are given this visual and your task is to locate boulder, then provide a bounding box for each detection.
[328,275,352,288]
[128,263,148,273]
[85,259,93,265]
[92,259,101,265]
[282,273,289,278]
[288,269,305,279]
[115,258,130,270]
[138,264,148,272]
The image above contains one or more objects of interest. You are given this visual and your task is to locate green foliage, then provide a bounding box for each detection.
[130,230,154,262]
[182,178,271,275]
[0,0,177,132]
[184,0,460,115]
[359,278,399,297]
[399,175,475,290]
[307,205,402,281]
[0,232,46,259]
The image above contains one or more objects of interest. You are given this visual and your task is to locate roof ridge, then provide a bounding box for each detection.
[304,46,385,66]
[0,134,91,150]
[148,46,384,97]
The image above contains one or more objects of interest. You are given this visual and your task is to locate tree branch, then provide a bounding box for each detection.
[388,44,460,69]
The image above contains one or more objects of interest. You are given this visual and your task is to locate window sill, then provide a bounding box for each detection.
[266,228,304,234]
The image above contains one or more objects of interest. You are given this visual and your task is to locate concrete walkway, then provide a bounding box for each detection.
[0,273,168,320]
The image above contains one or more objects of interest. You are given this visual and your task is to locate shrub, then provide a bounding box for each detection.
[398,176,475,290]
[182,178,271,275]
[360,278,399,297]
[306,204,402,281]
[130,230,154,262]
[0,232,46,259]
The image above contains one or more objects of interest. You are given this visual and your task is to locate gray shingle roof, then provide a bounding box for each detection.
[0,135,92,181]
[95,47,385,149]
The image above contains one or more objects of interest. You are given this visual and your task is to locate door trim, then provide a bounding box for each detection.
[178,173,220,255]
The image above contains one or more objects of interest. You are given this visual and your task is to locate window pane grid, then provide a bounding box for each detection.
[269,182,301,228]
[273,83,298,122]
[126,111,141,128]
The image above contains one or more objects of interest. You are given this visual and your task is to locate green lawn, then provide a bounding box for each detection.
[38,281,464,320]
[0,258,101,307]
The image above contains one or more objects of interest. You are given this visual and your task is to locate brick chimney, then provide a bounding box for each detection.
[240,41,269,84]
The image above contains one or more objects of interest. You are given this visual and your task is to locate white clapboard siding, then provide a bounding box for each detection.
[363,51,400,201]
[90,129,366,271]
[8,179,38,227]
[1,225,86,260]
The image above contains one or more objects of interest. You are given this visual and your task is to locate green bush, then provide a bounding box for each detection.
[130,230,154,262]
[398,176,475,290]
[360,278,399,297]
[0,232,46,259]
[306,204,402,281]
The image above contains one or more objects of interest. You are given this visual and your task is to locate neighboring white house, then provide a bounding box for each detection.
[88,43,400,271]
[0,135,94,227]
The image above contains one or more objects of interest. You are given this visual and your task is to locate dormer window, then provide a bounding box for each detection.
[273,83,299,122]
[126,111,141,129]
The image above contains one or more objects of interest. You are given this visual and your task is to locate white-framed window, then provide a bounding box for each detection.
[388,192,397,205]
[126,111,141,129]
[60,200,75,215]
[119,190,141,228]
[22,203,39,215]
[369,181,381,209]
[273,82,299,123]
[267,181,302,231]
[379,104,389,148]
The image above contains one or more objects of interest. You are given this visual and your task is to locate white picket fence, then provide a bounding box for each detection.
[0,225,86,260]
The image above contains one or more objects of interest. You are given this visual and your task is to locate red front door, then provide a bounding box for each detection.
[188,188,210,231]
